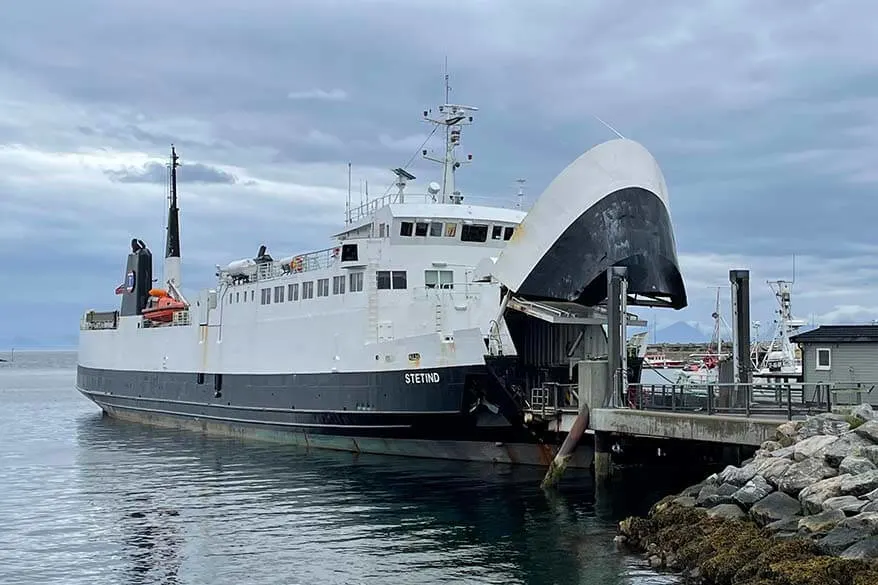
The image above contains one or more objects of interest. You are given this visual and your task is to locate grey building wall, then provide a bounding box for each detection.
[801,342,878,406]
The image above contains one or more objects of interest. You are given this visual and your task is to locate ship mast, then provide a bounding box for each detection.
[164,145,182,291]
[422,69,477,204]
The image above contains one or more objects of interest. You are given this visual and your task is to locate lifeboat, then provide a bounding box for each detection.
[142,295,187,323]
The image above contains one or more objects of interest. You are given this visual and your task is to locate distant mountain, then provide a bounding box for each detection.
[651,321,709,344]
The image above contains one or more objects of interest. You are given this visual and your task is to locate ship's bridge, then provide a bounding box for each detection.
[332,202,527,250]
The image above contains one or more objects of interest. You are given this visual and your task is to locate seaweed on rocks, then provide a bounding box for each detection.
[616,404,878,584]
[617,501,878,584]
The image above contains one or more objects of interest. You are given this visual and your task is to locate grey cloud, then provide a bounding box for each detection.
[288,89,347,101]
[4,0,878,339]
[105,161,238,184]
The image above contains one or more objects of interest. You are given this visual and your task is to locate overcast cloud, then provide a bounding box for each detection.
[1,0,877,347]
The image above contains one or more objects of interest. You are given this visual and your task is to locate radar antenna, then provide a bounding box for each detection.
[421,67,476,204]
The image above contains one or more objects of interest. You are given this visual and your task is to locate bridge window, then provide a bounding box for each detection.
[504,227,515,240]
[377,270,407,290]
[350,272,364,292]
[816,348,831,370]
[461,224,488,242]
[302,281,314,299]
[492,225,503,240]
[415,222,429,236]
[317,278,330,297]
[400,221,413,236]
[425,269,453,289]
[288,283,299,301]
[429,222,443,237]
[332,275,345,294]
[260,288,271,305]
[274,285,285,303]
[341,244,358,261]
[445,223,457,237]
[378,223,386,238]
[235,292,240,303]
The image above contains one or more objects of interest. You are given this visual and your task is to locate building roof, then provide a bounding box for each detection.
[790,325,878,344]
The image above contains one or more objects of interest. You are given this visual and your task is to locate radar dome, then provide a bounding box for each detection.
[427,182,441,195]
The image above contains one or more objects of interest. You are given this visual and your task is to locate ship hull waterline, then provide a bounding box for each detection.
[76,389,594,469]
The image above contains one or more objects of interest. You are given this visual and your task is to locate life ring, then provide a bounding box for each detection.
[290,256,304,272]
[331,247,340,259]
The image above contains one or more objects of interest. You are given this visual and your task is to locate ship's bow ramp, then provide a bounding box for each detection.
[493,138,687,309]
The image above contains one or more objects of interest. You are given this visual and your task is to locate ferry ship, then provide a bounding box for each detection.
[76,94,687,466]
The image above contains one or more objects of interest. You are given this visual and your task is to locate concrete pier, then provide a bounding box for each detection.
[591,408,783,447]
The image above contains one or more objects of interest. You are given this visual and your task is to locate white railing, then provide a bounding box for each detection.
[410,283,483,302]
[346,192,530,224]
[224,247,342,287]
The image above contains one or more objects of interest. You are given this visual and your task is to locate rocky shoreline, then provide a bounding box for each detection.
[616,404,878,584]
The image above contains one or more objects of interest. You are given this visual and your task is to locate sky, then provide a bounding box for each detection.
[2,0,878,348]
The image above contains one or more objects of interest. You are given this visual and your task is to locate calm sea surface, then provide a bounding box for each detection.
[0,350,693,585]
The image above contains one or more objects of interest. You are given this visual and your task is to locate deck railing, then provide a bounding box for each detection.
[625,381,878,420]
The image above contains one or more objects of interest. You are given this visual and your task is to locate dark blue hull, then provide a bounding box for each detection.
[76,365,593,467]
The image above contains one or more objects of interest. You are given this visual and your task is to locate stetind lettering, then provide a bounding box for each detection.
[404,372,440,384]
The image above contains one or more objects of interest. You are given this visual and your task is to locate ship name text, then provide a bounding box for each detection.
[404,372,440,384]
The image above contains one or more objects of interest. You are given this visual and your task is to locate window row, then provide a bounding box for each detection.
[228,272,366,305]
[395,220,515,243]
[229,268,453,305]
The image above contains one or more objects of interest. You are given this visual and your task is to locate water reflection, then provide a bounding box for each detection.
[73,413,688,585]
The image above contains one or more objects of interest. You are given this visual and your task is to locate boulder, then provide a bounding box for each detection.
[840,470,878,497]
[718,464,755,487]
[840,536,878,559]
[769,445,796,460]
[839,455,877,475]
[793,435,839,461]
[823,432,876,467]
[798,413,851,440]
[695,482,738,507]
[822,495,866,515]
[765,516,801,533]
[851,403,875,423]
[817,525,870,555]
[777,457,837,495]
[716,482,738,496]
[759,457,794,487]
[840,511,878,533]
[706,503,746,521]
[855,420,878,443]
[863,487,878,501]
[862,501,878,514]
[799,474,853,515]
[760,440,782,452]
[775,421,800,446]
[672,496,696,508]
[733,475,774,509]
[749,491,802,527]
[858,445,878,466]
[798,508,846,535]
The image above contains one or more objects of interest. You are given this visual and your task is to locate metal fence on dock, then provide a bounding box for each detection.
[525,380,877,422]
[627,381,877,420]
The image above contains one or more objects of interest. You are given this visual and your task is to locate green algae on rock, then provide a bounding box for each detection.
[616,404,878,584]
[617,502,878,585]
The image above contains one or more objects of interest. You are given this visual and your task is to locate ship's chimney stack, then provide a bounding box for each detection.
[164,145,182,290]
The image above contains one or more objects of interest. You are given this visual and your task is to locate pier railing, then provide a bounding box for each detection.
[627,381,877,420]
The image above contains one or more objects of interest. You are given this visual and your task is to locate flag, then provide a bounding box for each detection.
[114,283,126,295]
